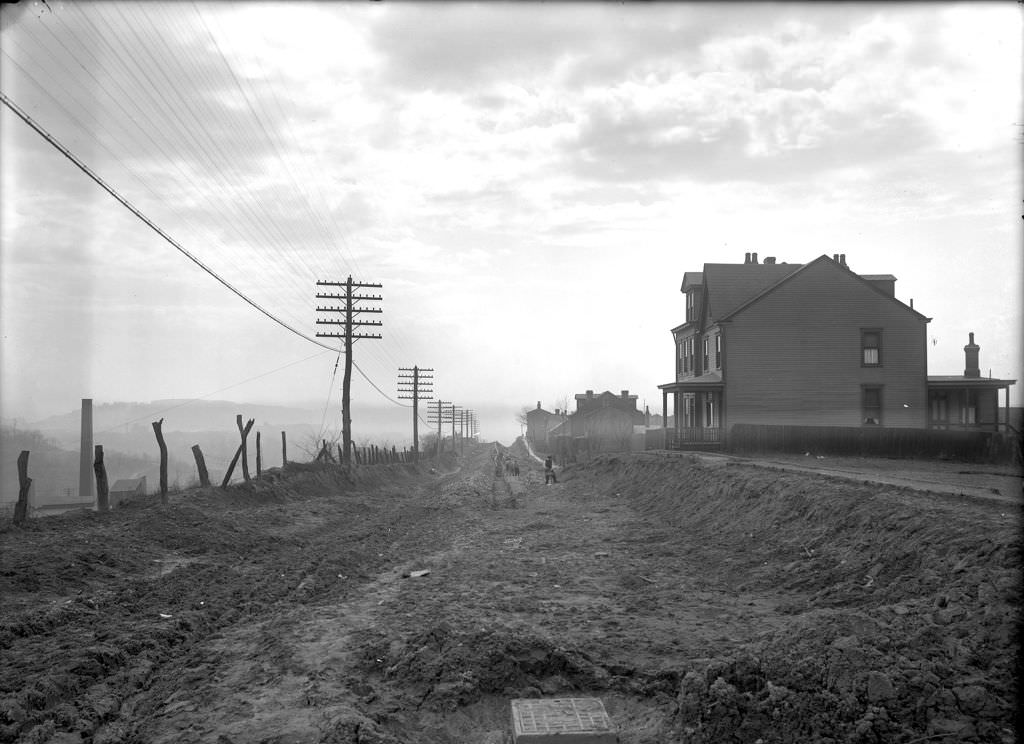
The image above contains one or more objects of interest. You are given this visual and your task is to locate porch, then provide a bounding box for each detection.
[658,375,725,450]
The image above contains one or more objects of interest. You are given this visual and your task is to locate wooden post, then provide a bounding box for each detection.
[191,444,210,487]
[152,418,168,504]
[281,431,287,467]
[94,445,109,512]
[256,431,262,479]
[221,418,254,488]
[13,450,31,525]
[236,415,250,482]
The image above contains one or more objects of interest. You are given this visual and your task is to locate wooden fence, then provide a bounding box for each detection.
[8,415,421,525]
[728,423,1015,462]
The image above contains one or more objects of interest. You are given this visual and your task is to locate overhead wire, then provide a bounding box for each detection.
[0,90,340,353]
[9,4,457,425]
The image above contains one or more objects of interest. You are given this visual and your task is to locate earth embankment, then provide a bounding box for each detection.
[0,445,1019,743]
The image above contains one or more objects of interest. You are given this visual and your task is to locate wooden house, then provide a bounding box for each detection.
[658,253,934,447]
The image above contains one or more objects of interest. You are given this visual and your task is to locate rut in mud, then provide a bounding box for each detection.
[0,444,1020,743]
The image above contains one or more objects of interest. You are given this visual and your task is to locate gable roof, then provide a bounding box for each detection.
[680,271,704,292]
[702,262,802,321]
[715,255,930,323]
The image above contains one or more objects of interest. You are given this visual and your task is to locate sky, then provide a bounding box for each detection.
[1,1,1021,446]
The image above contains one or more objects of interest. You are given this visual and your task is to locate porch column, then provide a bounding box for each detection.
[1005,387,1010,432]
[694,392,703,428]
[662,389,668,432]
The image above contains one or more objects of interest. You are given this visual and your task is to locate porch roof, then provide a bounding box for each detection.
[927,375,1016,390]
[658,371,723,391]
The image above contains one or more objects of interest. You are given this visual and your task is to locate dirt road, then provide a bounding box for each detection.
[1,445,1020,743]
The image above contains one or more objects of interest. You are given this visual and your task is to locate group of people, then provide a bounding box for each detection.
[492,447,558,484]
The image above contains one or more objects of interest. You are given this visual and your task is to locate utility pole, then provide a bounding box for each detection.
[451,405,463,456]
[427,399,451,458]
[397,366,433,462]
[315,276,382,469]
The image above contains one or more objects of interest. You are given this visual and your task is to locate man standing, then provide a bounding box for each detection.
[544,455,557,485]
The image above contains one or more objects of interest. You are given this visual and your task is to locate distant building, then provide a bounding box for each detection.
[110,476,147,505]
[525,403,568,451]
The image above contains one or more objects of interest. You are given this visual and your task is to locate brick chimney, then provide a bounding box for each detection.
[964,332,980,378]
[586,390,593,397]
[537,401,541,410]
[744,252,751,264]
[621,389,629,398]
[751,252,758,264]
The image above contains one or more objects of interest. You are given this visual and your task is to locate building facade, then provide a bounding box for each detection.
[659,253,944,446]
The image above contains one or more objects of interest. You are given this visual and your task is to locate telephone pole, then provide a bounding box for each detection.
[315,277,382,469]
[427,399,451,458]
[451,405,463,456]
[398,366,433,461]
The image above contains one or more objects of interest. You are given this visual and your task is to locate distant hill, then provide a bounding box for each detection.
[29,400,321,434]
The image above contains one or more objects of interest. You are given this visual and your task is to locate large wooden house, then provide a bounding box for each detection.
[657,253,1015,448]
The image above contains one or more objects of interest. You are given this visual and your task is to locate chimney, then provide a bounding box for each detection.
[586,390,593,398]
[839,253,847,266]
[763,256,776,265]
[621,389,629,398]
[744,252,751,264]
[964,332,980,378]
[79,399,94,506]
[537,401,541,410]
[751,252,758,264]
[833,253,839,262]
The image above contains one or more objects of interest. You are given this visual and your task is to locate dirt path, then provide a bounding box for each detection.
[1,446,1019,743]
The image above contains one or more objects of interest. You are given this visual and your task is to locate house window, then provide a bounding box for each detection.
[862,386,883,426]
[715,334,722,370]
[687,338,694,373]
[702,337,709,372]
[862,329,882,366]
[686,291,695,322]
[677,340,684,374]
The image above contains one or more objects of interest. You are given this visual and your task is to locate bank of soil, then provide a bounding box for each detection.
[0,445,1020,743]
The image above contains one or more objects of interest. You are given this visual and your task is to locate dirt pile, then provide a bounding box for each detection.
[561,453,1021,743]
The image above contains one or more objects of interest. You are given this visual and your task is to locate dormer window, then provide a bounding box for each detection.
[686,291,696,322]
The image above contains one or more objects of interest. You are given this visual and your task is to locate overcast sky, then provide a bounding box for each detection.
[1,1,1021,444]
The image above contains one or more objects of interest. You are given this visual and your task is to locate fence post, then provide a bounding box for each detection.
[236,415,251,482]
[281,431,287,468]
[152,418,168,504]
[256,431,262,479]
[13,450,31,525]
[222,419,254,488]
[191,445,210,487]
[94,445,109,512]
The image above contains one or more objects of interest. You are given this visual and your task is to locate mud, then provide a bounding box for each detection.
[0,444,1020,743]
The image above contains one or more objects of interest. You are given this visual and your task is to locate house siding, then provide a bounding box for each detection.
[724,260,928,429]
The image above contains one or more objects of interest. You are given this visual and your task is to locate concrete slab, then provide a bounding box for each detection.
[511,698,617,744]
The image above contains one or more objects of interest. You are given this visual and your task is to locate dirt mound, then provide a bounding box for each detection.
[560,453,1022,743]
[355,622,610,713]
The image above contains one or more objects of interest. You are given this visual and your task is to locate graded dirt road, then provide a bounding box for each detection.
[1,444,1020,743]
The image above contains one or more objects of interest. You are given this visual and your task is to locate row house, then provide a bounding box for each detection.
[525,403,568,451]
[658,253,1015,447]
[548,390,646,454]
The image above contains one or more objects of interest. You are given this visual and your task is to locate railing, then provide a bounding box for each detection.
[667,427,722,449]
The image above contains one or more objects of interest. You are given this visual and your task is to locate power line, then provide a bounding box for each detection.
[0,90,339,353]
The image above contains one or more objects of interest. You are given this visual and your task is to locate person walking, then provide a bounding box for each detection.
[544,455,557,484]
